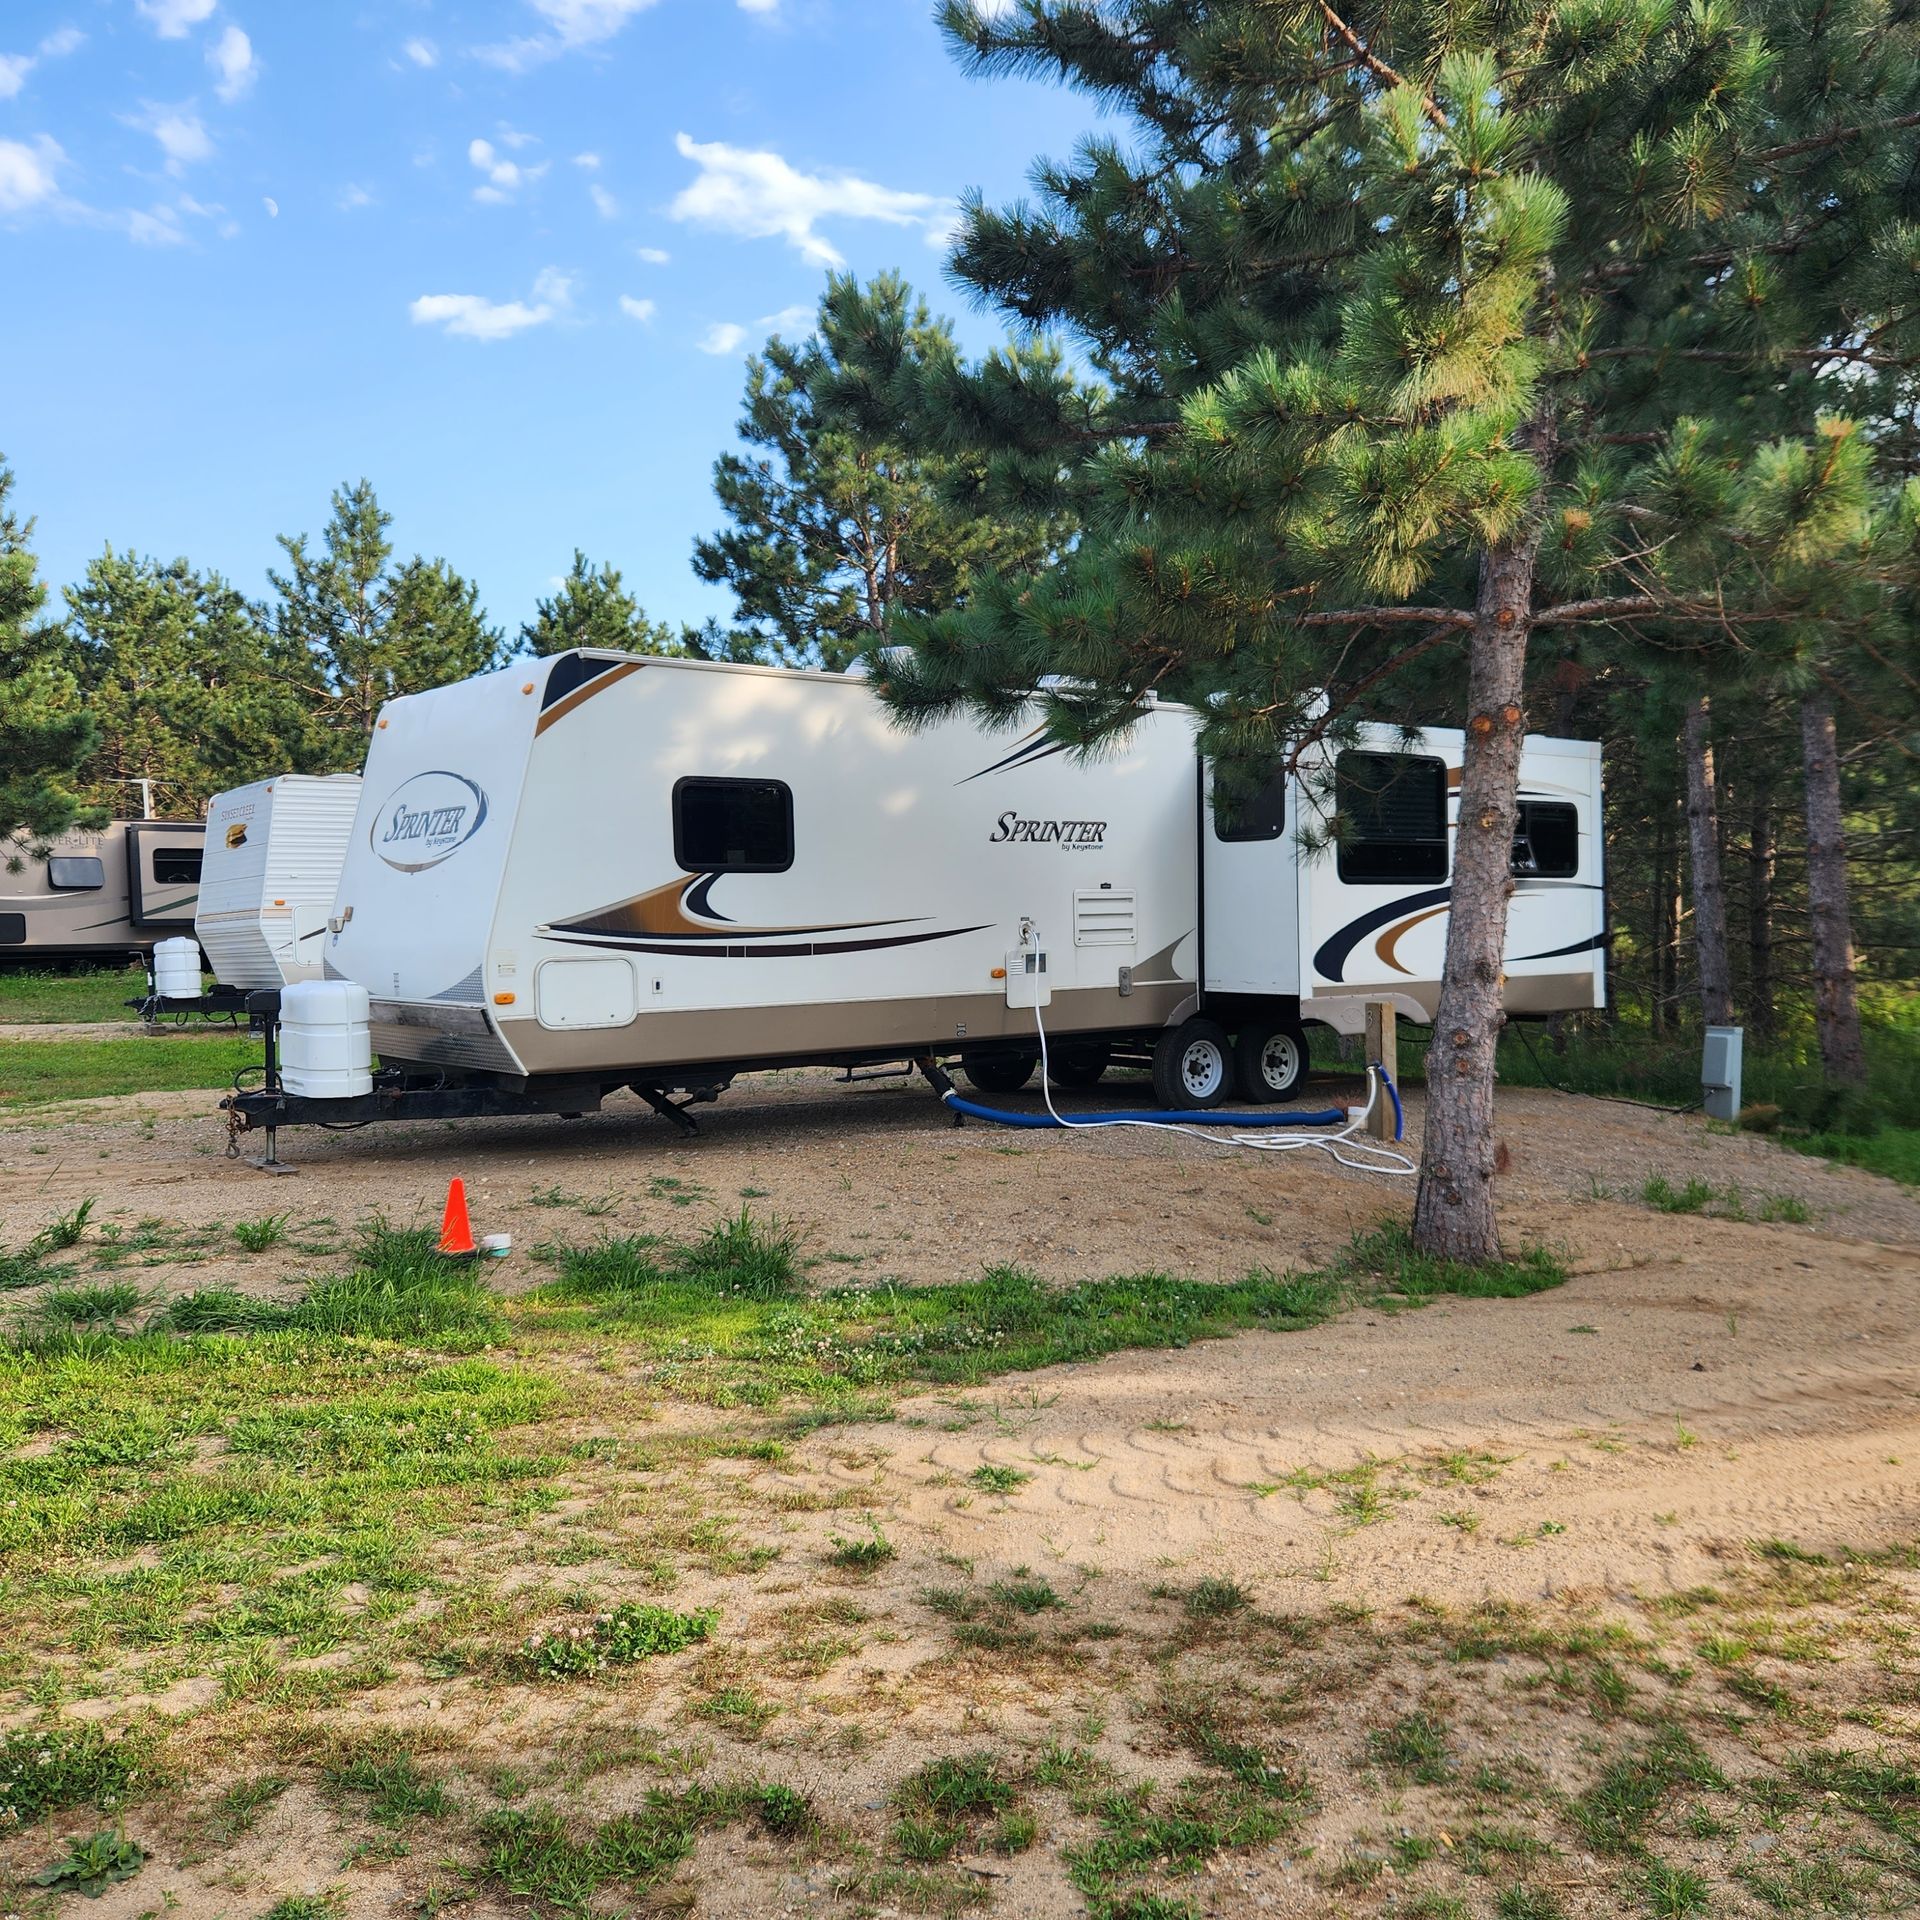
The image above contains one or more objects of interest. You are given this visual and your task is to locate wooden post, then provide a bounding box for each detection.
[1365,1001,1398,1142]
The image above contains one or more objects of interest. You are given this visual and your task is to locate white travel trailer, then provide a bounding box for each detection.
[219,649,1604,1145]
[196,775,363,990]
[0,819,206,965]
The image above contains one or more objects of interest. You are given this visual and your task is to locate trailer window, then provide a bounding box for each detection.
[1213,767,1287,842]
[48,856,105,891]
[1511,800,1579,878]
[1335,752,1449,883]
[151,848,202,886]
[0,913,23,945]
[673,778,794,874]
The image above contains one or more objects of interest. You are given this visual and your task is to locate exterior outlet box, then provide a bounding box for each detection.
[1702,1025,1744,1122]
[1005,946,1051,1010]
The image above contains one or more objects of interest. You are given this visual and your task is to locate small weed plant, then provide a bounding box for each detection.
[517,1603,718,1678]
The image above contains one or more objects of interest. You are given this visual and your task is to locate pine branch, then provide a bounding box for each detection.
[1579,346,1915,370]
[1313,1,1447,131]
[1295,605,1476,629]
[1751,109,1920,164]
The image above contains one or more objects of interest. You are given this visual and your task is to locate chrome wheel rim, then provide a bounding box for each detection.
[1180,1039,1226,1100]
[1259,1033,1301,1091]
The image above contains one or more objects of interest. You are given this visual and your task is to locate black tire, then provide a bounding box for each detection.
[1150,1017,1233,1110]
[1234,1018,1310,1104]
[962,1050,1037,1095]
[1049,1039,1112,1089]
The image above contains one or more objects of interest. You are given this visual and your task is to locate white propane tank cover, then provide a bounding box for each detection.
[154,937,202,1001]
[280,979,374,1098]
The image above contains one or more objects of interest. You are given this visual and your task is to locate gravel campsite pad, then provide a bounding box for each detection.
[1,1066,1916,1920]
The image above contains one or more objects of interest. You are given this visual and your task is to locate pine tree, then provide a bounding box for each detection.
[882,1,1920,1261]
[694,272,1076,670]
[63,548,306,816]
[0,459,96,843]
[522,551,684,657]
[271,481,505,757]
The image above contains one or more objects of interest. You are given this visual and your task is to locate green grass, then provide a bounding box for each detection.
[0,964,150,1024]
[1791,1126,1920,1187]
[0,1034,258,1109]
[520,1219,1563,1411]
[0,1205,1567,1865]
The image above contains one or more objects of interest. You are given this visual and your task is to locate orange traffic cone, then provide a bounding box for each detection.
[438,1178,477,1256]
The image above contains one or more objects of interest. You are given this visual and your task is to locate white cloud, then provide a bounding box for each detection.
[496,125,539,150]
[761,302,813,335]
[618,294,655,322]
[411,293,552,341]
[337,182,373,211]
[475,0,659,71]
[696,303,814,357]
[262,194,278,216]
[208,25,257,102]
[135,0,218,40]
[129,108,214,176]
[467,135,548,203]
[530,0,658,47]
[738,0,780,11]
[410,266,573,341]
[402,37,438,68]
[635,245,670,264]
[590,182,618,219]
[126,204,187,246]
[0,135,63,215]
[669,132,952,268]
[1,25,84,98]
[572,151,600,169]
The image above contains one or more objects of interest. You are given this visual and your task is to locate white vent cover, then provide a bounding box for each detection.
[1073,889,1136,947]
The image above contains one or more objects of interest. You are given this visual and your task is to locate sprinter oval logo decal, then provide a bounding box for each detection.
[373,772,489,873]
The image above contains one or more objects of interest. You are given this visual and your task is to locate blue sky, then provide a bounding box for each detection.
[1,0,1096,638]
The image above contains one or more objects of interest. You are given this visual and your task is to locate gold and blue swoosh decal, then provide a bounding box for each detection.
[541,875,986,960]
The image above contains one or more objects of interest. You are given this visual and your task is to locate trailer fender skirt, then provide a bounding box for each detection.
[939,1093,1351,1130]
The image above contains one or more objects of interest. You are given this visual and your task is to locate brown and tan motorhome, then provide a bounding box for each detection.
[0,819,207,964]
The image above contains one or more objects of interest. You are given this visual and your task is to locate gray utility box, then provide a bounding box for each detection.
[1703,1026,1744,1122]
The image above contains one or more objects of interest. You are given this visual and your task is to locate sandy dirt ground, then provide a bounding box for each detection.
[3,1065,1917,1291]
[3,1068,1918,1918]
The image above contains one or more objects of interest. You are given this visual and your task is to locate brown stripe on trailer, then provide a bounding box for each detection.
[533,659,647,735]
[482,979,1193,1079]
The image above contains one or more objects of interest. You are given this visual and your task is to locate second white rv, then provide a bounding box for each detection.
[196,775,363,990]
[304,650,1605,1113]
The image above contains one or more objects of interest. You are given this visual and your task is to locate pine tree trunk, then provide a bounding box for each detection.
[1747,782,1775,1040]
[1649,800,1671,1035]
[1412,538,1534,1265]
[1799,692,1867,1086]
[1682,694,1733,1027]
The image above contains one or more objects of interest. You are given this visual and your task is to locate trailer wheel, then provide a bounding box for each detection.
[1049,1040,1111,1089]
[962,1050,1036,1094]
[1234,1018,1309,1103]
[1151,1018,1232,1109]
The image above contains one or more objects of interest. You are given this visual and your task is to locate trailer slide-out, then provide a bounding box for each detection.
[224,648,1605,1151]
